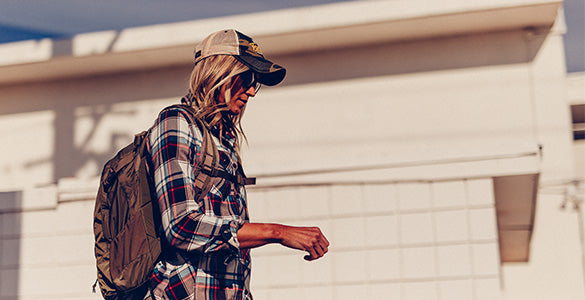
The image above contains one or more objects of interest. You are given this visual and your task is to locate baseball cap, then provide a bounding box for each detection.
[194,29,286,86]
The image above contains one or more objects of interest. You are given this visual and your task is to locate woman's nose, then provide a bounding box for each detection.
[246,86,256,97]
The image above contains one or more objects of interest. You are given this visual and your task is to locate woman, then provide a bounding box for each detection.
[147,29,329,300]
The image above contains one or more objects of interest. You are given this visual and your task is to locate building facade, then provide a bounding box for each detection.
[0,1,583,299]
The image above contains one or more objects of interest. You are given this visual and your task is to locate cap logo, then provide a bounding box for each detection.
[249,43,261,54]
[239,39,263,57]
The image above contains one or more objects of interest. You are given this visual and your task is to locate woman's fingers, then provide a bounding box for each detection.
[280,225,330,261]
[305,245,320,261]
[306,231,329,260]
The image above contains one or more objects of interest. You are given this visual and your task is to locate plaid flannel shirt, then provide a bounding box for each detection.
[147,105,252,300]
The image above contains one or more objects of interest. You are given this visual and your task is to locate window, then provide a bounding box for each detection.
[572,104,585,140]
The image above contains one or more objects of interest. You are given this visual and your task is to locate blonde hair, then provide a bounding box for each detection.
[187,55,249,153]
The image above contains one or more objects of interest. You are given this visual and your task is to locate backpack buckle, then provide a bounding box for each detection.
[236,174,256,186]
[243,177,256,185]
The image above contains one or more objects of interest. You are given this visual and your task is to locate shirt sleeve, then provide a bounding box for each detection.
[148,107,240,253]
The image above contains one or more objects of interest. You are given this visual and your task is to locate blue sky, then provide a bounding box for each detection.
[0,0,582,72]
[563,0,585,72]
[0,0,351,43]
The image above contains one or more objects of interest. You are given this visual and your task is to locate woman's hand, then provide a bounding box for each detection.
[238,223,330,261]
[276,224,330,261]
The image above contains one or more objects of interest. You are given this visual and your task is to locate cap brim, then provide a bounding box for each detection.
[235,55,286,86]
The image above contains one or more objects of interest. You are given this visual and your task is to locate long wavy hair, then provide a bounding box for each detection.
[187,55,250,153]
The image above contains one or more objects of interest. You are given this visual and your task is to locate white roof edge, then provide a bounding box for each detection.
[0,0,562,84]
[72,0,563,54]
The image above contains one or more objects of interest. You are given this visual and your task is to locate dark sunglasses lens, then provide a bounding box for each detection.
[241,71,254,87]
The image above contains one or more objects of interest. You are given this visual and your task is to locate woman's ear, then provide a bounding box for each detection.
[214,83,227,102]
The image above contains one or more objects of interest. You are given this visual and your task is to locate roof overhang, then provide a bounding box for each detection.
[0,0,562,85]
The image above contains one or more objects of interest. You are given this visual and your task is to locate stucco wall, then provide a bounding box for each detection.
[0,29,558,188]
[0,2,579,299]
[248,179,500,299]
[0,194,96,299]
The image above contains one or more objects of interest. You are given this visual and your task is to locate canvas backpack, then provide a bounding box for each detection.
[92,104,255,299]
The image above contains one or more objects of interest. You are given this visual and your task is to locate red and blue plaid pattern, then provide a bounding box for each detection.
[147,106,252,300]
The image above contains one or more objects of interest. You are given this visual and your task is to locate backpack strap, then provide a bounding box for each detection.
[165,104,255,200]
[170,104,219,199]
[205,167,256,186]
[135,129,158,211]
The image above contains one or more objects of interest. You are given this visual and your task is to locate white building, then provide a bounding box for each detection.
[0,0,583,299]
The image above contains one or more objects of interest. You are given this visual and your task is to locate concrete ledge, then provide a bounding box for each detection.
[57,177,99,203]
[44,147,541,193]
[0,186,57,213]
[251,147,541,188]
[0,178,98,213]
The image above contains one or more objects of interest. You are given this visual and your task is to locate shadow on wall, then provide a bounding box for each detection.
[278,26,551,87]
[0,65,192,184]
[0,192,22,299]
[0,26,551,186]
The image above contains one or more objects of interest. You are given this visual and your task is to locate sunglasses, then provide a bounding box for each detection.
[239,70,261,92]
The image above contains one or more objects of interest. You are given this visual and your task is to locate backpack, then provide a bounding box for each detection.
[92,104,254,299]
